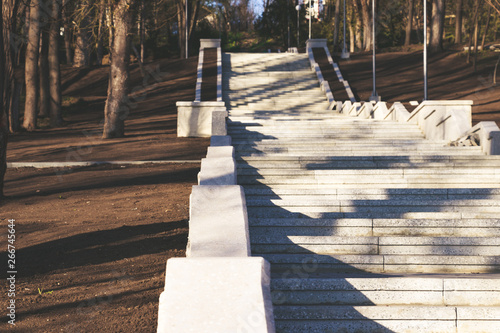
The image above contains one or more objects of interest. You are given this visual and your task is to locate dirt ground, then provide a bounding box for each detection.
[2,56,208,332]
[337,48,500,126]
[2,47,500,332]
[2,164,198,332]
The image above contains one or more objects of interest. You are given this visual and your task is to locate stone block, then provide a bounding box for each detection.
[390,102,411,122]
[188,185,250,257]
[198,157,236,186]
[211,109,228,136]
[206,146,235,158]
[306,39,328,48]
[464,121,500,155]
[408,100,473,141]
[211,135,232,146]
[200,38,221,49]
[177,101,226,137]
[157,257,275,333]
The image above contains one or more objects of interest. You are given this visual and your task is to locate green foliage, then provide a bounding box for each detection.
[223,32,245,51]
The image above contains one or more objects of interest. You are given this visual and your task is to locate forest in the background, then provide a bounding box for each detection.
[1,0,500,196]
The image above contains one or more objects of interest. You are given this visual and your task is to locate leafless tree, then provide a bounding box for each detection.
[49,0,62,126]
[2,0,21,133]
[23,0,41,131]
[455,0,463,44]
[429,0,446,52]
[102,0,137,138]
[0,0,7,197]
[405,0,415,46]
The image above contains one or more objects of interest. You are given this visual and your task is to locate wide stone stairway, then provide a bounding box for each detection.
[223,53,500,332]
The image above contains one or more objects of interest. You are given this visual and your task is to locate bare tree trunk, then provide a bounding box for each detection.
[348,5,355,53]
[455,0,463,44]
[107,0,114,63]
[96,0,106,66]
[405,0,415,46]
[467,0,480,64]
[3,0,21,133]
[73,1,91,67]
[353,0,363,50]
[481,6,493,51]
[62,0,72,64]
[23,0,41,131]
[360,0,372,51]
[494,53,499,85]
[49,0,62,126]
[429,0,446,52]
[103,0,135,139]
[333,0,341,50]
[177,0,200,58]
[39,29,50,118]
[139,0,145,63]
[473,1,483,72]
[0,0,7,197]
[177,0,186,58]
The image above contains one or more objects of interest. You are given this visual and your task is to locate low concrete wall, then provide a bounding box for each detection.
[212,109,228,136]
[211,135,232,146]
[178,38,226,137]
[407,100,473,142]
[306,43,334,107]
[200,39,221,48]
[307,39,356,105]
[306,39,328,48]
[157,257,274,333]
[195,48,204,102]
[386,102,412,122]
[188,185,249,257]
[343,100,500,155]
[163,44,276,332]
[459,121,500,155]
[177,101,226,137]
[198,157,237,185]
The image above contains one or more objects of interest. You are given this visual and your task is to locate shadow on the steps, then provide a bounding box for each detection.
[223,53,330,114]
[224,53,500,332]
[241,153,499,332]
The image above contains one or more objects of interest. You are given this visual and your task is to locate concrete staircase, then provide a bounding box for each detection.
[224,53,500,332]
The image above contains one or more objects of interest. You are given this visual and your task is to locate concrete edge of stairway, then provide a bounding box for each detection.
[306,39,357,105]
[157,102,276,332]
[177,38,226,138]
[340,99,500,155]
[305,43,335,108]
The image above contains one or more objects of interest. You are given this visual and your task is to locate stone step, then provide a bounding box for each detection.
[236,155,500,164]
[246,207,500,219]
[228,108,341,113]
[237,152,484,158]
[228,124,423,130]
[234,147,482,155]
[250,218,500,237]
[223,52,500,333]
[251,236,500,256]
[229,130,426,136]
[228,121,420,127]
[228,110,341,116]
[231,138,446,145]
[244,189,500,199]
[272,276,500,306]
[273,306,500,332]
[260,253,500,273]
[238,169,500,177]
[239,176,499,186]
